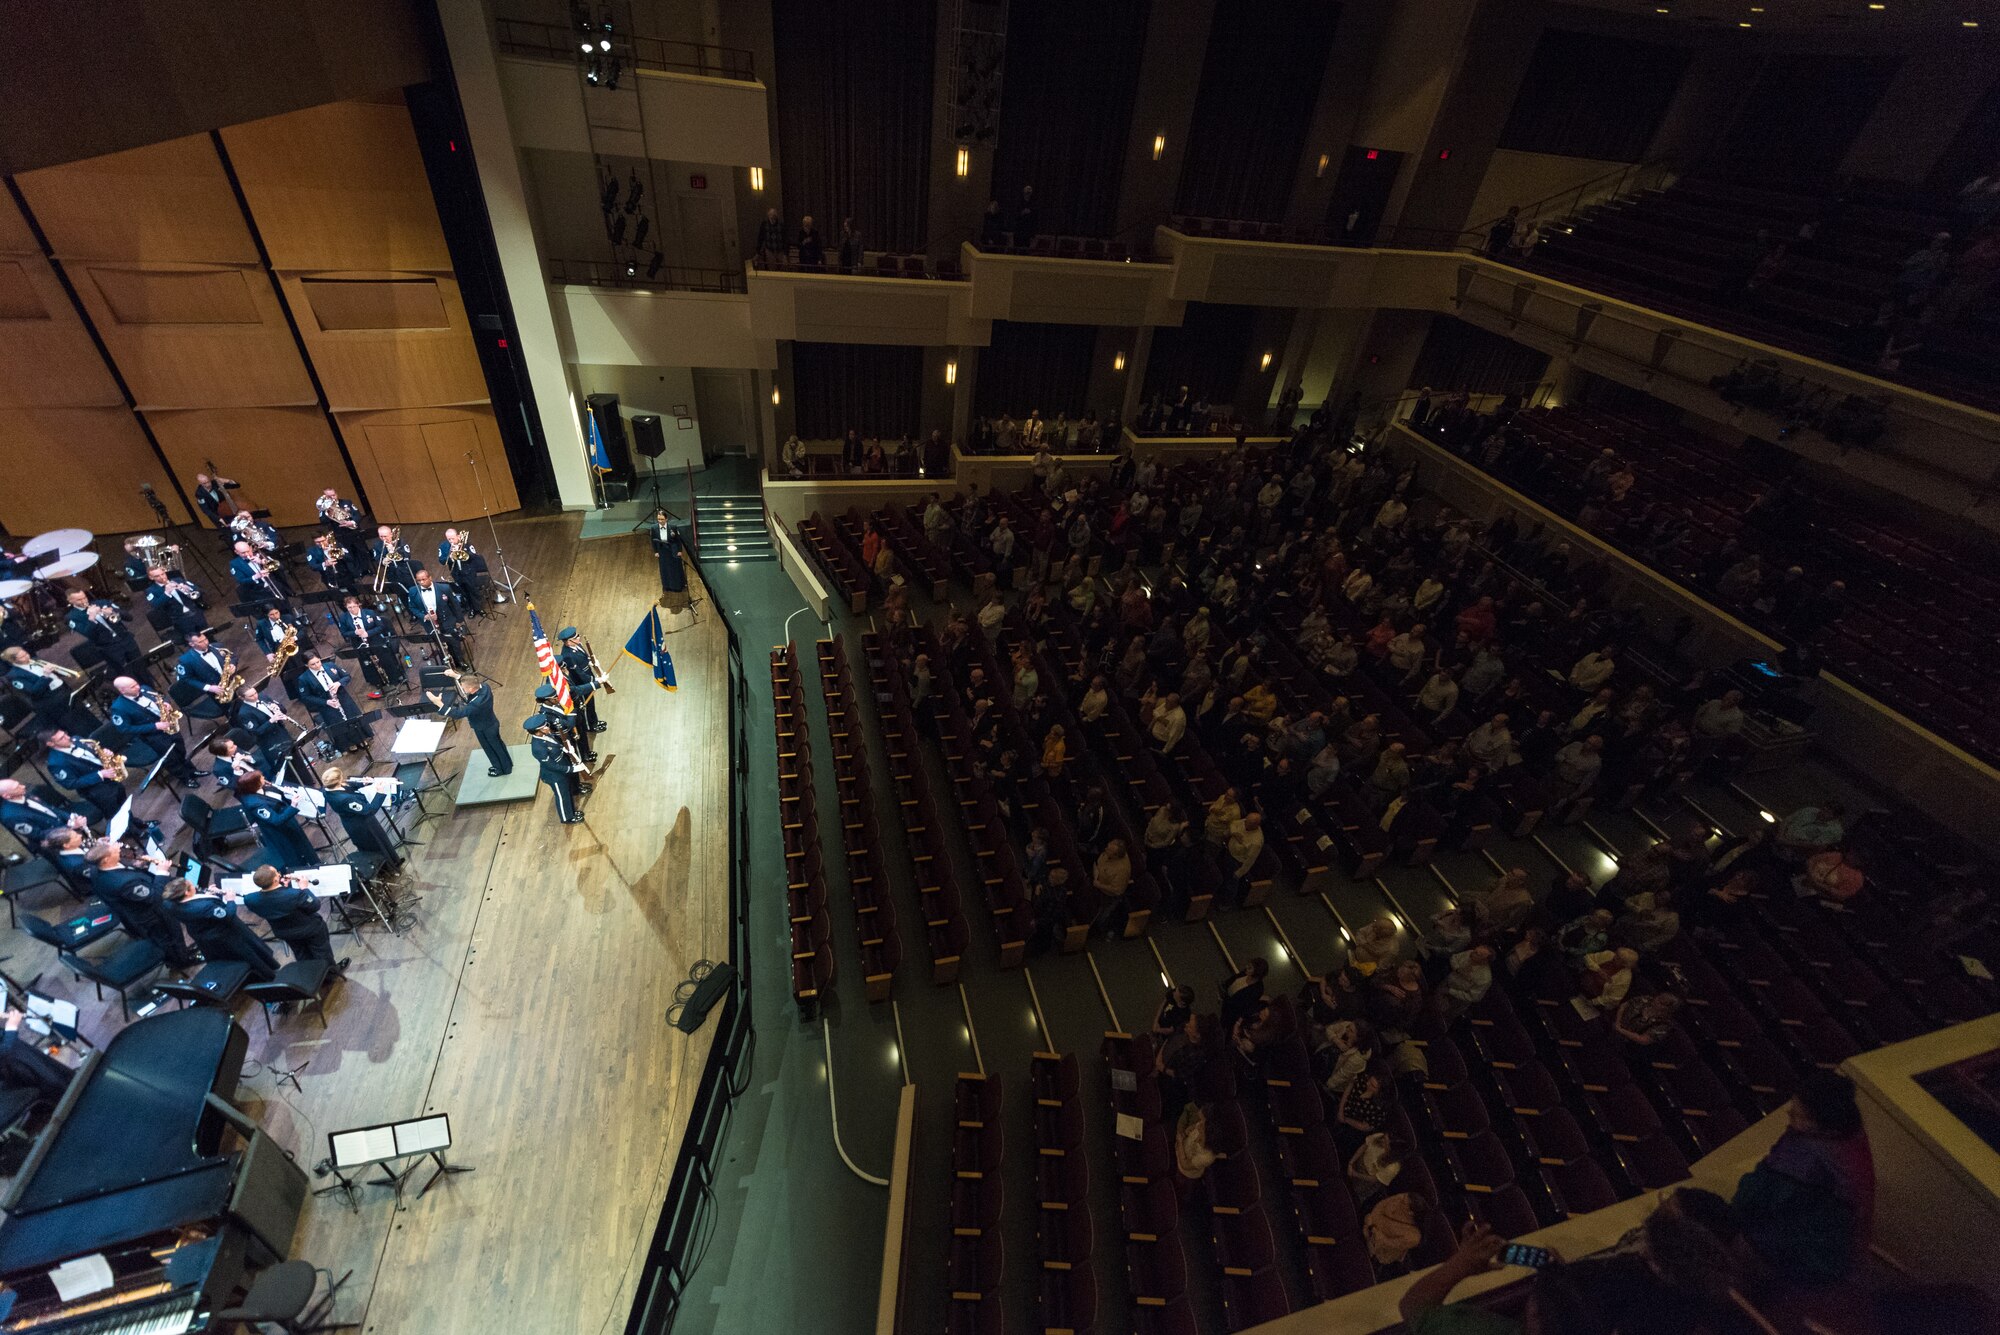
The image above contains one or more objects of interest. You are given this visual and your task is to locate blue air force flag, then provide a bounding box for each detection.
[622,607,678,691]
[586,409,612,473]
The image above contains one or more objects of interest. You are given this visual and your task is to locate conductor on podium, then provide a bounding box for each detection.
[526,715,584,824]
[430,669,511,776]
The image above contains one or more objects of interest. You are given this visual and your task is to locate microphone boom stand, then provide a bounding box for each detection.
[465,450,526,605]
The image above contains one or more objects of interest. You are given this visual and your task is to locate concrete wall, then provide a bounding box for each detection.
[573,362,706,471]
[495,55,771,167]
[1841,42,2000,185]
[557,285,771,370]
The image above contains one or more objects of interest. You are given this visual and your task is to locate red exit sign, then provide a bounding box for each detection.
[688,174,707,190]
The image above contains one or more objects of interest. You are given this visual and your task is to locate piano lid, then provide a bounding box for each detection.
[6,1009,248,1216]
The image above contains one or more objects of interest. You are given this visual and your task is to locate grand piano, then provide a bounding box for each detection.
[0,1008,306,1332]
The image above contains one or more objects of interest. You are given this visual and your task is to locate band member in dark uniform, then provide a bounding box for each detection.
[0,777,92,846]
[308,531,359,593]
[651,511,691,611]
[316,488,370,538]
[243,864,344,969]
[526,715,586,824]
[4,646,98,734]
[65,589,144,676]
[250,604,309,700]
[191,471,242,526]
[336,594,404,698]
[439,528,490,613]
[141,566,209,639]
[43,730,126,820]
[235,772,319,872]
[319,765,402,864]
[428,668,511,776]
[231,684,297,776]
[294,653,370,753]
[230,540,291,607]
[108,675,190,779]
[207,735,265,790]
[86,840,196,968]
[0,600,27,654]
[557,627,606,735]
[371,525,421,594]
[164,876,278,981]
[407,570,468,668]
[173,631,233,720]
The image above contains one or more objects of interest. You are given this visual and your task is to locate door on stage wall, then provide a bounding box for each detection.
[693,369,755,459]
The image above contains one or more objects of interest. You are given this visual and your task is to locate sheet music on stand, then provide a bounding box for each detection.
[390,718,446,757]
[106,797,134,844]
[356,777,401,800]
[321,1113,470,1207]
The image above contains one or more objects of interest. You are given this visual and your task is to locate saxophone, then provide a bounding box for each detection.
[270,623,300,675]
[154,692,184,732]
[82,738,128,782]
[215,647,245,704]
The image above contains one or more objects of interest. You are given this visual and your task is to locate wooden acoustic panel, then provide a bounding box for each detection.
[219,98,453,274]
[300,276,448,330]
[14,133,259,266]
[0,406,190,535]
[335,405,518,523]
[144,406,357,529]
[0,252,126,410]
[69,262,315,410]
[0,190,37,257]
[282,271,488,411]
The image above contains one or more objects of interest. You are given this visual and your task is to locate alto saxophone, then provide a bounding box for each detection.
[83,738,128,782]
[155,694,184,731]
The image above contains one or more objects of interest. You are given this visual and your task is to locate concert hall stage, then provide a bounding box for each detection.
[3,510,734,1335]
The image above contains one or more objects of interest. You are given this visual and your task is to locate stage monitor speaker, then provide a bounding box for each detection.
[228,1129,309,1260]
[584,393,635,484]
[632,413,666,459]
[671,959,737,1034]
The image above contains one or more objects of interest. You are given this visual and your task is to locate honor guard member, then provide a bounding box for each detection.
[190,471,242,525]
[163,877,279,982]
[295,654,370,753]
[557,627,606,735]
[86,840,196,969]
[244,864,344,969]
[0,777,91,846]
[534,682,595,764]
[371,526,422,593]
[108,676,190,780]
[650,511,692,611]
[251,605,310,702]
[335,595,404,698]
[142,566,209,639]
[319,766,402,864]
[429,669,511,776]
[407,570,468,668]
[439,529,490,613]
[43,730,127,820]
[3,646,99,735]
[65,589,144,676]
[173,631,232,720]
[231,684,296,775]
[234,772,319,872]
[526,715,585,824]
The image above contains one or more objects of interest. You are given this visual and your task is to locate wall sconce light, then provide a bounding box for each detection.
[1316,153,1330,178]
[1152,134,1166,161]
[770,385,781,406]
[945,359,958,385]
[1113,352,1126,372]
[1260,351,1273,372]
[955,146,969,177]
[749,166,764,192]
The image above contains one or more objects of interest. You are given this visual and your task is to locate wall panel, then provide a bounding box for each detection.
[0,407,189,534]
[14,134,259,265]
[68,261,316,409]
[281,271,488,410]
[0,253,126,409]
[219,100,454,273]
[335,406,517,524]
[143,407,352,528]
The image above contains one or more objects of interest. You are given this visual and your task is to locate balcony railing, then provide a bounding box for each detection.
[497,18,756,82]
[547,257,746,295]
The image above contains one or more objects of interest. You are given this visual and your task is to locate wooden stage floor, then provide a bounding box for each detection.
[2,512,732,1335]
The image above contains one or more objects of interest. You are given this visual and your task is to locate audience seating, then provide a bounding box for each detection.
[818,635,900,1001]
[774,644,835,1018]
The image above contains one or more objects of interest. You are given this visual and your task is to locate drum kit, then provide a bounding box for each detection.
[1,527,101,642]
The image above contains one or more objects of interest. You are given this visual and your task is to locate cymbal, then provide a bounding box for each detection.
[22,527,93,557]
[0,578,33,598]
[37,552,100,578]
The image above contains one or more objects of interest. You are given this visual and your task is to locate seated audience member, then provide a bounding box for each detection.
[1565,1189,1753,1335]
[1614,890,1681,954]
[1611,990,1683,1047]
[1334,1064,1393,1155]
[1797,848,1864,903]
[1775,802,1845,861]
[1467,866,1534,935]
[1435,945,1496,1021]
[1734,1070,1875,1285]
[1577,946,1639,1010]
[1367,961,1427,1036]
[1398,1221,1594,1335]
[1363,1189,1430,1271]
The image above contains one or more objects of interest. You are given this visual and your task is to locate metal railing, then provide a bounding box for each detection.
[625,574,752,1335]
[497,18,755,81]
[547,257,746,294]
[1377,157,1680,255]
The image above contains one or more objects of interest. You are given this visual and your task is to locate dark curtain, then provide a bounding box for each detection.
[1498,29,1691,162]
[973,322,1099,417]
[772,0,937,253]
[1142,302,1256,407]
[1173,1,1341,222]
[1714,54,1899,185]
[988,0,1151,238]
[1928,74,2000,195]
[1407,317,1549,397]
[791,343,924,439]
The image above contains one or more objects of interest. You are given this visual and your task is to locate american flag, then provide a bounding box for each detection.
[528,601,573,712]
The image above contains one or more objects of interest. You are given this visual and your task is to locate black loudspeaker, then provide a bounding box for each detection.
[632,413,666,459]
[228,1130,309,1260]
[671,959,737,1033]
[584,393,635,483]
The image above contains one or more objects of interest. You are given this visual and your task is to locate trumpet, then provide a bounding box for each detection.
[81,737,128,783]
[29,656,81,680]
[86,602,122,628]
